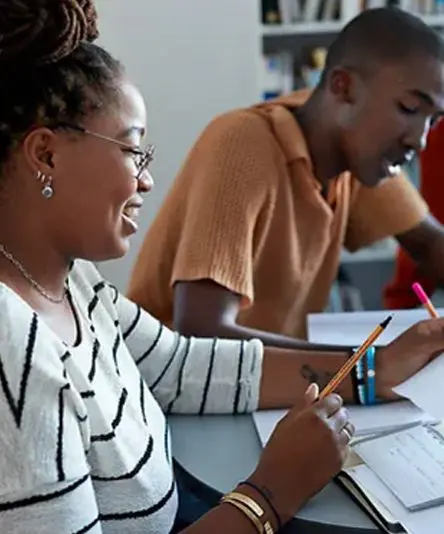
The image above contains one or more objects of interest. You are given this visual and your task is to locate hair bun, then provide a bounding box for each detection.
[0,0,99,66]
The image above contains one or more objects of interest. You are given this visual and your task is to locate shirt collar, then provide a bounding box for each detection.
[256,89,322,194]
[254,90,348,201]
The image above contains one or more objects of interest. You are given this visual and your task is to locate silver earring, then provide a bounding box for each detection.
[42,177,54,199]
[37,171,54,199]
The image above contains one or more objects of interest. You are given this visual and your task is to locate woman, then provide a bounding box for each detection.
[0,2,444,533]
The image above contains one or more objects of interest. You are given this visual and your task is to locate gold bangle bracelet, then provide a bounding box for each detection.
[221,496,264,533]
[221,491,275,534]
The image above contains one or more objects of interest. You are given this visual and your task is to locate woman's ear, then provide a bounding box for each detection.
[22,127,58,174]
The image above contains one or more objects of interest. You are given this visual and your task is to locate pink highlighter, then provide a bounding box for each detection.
[412,282,440,319]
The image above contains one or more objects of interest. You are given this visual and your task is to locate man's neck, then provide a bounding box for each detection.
[294,92,347,189]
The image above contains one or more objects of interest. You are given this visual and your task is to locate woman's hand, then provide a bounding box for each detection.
[248,385,354,524]
[376,318,444,399]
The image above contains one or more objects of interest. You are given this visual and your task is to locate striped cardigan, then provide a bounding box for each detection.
[0,260,263,534]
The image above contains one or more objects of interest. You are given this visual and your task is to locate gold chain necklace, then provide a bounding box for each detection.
[0,243,65,304]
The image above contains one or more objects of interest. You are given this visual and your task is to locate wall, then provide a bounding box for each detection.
[95,0,261,290]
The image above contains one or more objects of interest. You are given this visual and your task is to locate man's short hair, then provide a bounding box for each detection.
[320,7,444,85]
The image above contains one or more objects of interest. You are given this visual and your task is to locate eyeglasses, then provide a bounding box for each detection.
[55,122,155,180]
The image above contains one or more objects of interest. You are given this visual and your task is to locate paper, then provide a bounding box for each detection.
[253,401,436,446]
[393,355,444,420]
[253,409,286,446]
[347,464,444,534]
[341,402,436,436]
[353,425,444,511]
[307,308,444,346]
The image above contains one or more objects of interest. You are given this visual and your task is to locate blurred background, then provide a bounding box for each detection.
[95,0,444,309]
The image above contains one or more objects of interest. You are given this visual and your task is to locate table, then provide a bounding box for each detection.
[169,413,383,533]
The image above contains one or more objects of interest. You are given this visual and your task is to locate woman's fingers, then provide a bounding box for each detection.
[338,421,356,446]
[304,383,320,405]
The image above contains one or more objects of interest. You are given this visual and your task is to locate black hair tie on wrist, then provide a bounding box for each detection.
[239,480,282,530]
[349,349,362,404]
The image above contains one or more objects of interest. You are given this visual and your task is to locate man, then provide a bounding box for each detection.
[385,119,444,309]
[129,8,444,371]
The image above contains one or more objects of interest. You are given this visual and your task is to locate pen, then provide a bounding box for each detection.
[412,282,439,319]
[319,314,393,400]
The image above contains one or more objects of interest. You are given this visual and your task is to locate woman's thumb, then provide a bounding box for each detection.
[304,383,319,405]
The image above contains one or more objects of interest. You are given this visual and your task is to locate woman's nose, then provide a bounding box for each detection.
[137,170,154,193]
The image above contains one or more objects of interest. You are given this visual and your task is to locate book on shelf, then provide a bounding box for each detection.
[262,0,444,26]
[262,0,341,24]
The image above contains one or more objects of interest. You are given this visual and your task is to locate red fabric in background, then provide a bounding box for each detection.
[384,120,444,309]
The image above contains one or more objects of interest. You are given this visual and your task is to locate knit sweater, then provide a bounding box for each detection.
[0,260,262,534]
[129,90,428,338]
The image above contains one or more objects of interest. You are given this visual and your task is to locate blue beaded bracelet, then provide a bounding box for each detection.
[366,346,377,405]
[355,357,366,405]
[354,347,376,405]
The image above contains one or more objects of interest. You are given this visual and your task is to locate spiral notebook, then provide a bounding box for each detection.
[338,423,444,534]
[254,416,444,533]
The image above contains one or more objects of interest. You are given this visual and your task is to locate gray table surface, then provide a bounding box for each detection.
[169,413,384,533]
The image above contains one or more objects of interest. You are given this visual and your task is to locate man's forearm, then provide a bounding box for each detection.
[179,318,350,352]
[397,216,444,285]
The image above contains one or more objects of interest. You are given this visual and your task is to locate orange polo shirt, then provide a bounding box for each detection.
[128,91,428,338]
[384,120,444,309]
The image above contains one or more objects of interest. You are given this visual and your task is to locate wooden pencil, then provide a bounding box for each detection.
[319,314,393,399]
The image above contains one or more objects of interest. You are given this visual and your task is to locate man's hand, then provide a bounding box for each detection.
[376,318,444,398]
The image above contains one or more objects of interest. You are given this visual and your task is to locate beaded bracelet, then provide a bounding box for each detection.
[355,356,367,405]
[354,347,377,405]
[365,346,377,405]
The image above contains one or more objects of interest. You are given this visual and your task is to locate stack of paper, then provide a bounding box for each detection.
[346,463,444,534]
[353,425,444,512]
[347,424,444,534]
[307,308,444,346]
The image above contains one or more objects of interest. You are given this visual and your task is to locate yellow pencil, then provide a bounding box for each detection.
[319,314,393,399]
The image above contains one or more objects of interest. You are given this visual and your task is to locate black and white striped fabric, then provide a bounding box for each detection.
[0,260,262,533]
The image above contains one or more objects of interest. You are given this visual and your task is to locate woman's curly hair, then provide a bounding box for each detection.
[0,0,123,164]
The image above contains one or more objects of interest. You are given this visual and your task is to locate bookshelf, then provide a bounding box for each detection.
[261,13,444,36]
[260,12,444,38]
[259,1,444,92]
[261,20,343,35]
[260,1,444,33]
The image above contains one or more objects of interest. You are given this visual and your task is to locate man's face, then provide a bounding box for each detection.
[334,56,444,187]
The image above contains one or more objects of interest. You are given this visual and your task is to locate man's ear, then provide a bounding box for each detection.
[327,67,356,104]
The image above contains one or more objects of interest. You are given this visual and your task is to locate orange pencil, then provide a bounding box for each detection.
[412,282,439,319]
[319,314,393,399]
